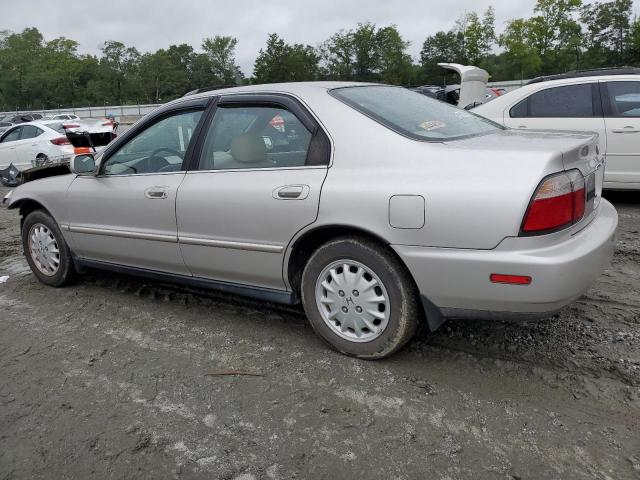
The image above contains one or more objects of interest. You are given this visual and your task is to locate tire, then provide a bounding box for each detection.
[21,210,76,287]
[35,154,48,167]
[301,236,421,359]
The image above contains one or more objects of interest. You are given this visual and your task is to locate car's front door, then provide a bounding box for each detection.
[66,102,208,274]
[176,95,330,291]
[601,80,640,185]
[0,127,22,169]
[15,125,44,166]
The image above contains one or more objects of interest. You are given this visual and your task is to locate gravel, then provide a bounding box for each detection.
[0,186,638,479]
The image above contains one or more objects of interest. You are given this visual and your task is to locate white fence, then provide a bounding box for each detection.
[0,103,161,121]
[487,79,529,92]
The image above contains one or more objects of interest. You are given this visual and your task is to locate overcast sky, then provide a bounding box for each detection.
[3,0,640,75]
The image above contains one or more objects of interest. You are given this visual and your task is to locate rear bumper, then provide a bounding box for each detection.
[393,199,618,322]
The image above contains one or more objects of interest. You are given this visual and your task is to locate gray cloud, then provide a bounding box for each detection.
[2,0,638,75]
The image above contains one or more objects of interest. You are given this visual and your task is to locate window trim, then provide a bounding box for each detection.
[98,97,212,177]
[509,82,601,119]
[186,93,330,172]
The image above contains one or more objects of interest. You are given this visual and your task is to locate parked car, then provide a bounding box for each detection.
[474,67,640,190]
[411,85,445,101]
[4,82,617,358]
[0,121,74,170]
[0,121,14,135]
[48,113,80,121]
[8,115,34,124]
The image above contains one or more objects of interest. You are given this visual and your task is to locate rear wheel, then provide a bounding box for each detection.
[35,153,49,167]
[21,210,76,287]
[301,237,420,359]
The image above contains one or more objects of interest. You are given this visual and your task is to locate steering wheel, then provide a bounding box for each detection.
[149,147,184,160]
[148,147,184,173]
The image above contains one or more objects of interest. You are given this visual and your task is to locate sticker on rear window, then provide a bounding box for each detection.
[419,120,446,131]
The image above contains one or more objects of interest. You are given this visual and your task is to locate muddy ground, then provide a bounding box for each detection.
[0,186,638,479]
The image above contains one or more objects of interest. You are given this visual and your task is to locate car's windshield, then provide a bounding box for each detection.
[331,85,502,141]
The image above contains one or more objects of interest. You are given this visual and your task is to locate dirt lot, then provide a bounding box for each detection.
[0,186,638,480]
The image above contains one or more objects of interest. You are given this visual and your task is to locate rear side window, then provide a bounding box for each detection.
[511,84,594,118]
[20,125,43,139]
[331,85,501,141]
[197,105,313,170]
[604,81,640,117]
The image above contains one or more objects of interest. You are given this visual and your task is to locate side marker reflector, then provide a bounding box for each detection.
[490,274,532,285]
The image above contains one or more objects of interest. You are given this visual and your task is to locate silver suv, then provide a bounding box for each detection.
[6,82,617,358]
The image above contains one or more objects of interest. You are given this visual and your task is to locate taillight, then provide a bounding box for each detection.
[521,169,586,235]
[63,124,80,129]
[50,137,71,146]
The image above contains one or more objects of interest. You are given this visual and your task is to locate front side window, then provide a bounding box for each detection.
[1,128,22,143]
[331,85,501,141]
[102,110,202,176]
[198,105,312,170]
[512,84,594,118]
[605,81,640,117]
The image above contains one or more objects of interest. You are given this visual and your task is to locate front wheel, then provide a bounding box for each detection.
[21,210,76,287]
[301,237,420,359]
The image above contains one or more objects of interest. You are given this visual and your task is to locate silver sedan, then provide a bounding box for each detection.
[6,82,618,358]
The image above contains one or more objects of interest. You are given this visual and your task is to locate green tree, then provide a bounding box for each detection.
[253,33,319,83]
[376,26,414,84]
[320,23,413,83]
[499,19,544,79]
[201,36,243,85]
[319,29,356,80]
[98,40,141,103]
[581,0,633,66]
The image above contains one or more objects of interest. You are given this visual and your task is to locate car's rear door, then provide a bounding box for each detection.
[503,82,607,155]
[176,94,330,291]
[600,79,640,185]
[66,98,210,274]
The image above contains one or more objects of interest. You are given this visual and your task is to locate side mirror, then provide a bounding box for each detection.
[70,154,96,175]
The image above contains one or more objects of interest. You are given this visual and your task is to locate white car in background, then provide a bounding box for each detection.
[0,121,74,170]
[0,121,15,135]
[48,113,81,121]
[473,68,640,190]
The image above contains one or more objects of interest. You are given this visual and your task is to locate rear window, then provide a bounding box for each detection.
[330,85,501,141]
[47,122,67,134]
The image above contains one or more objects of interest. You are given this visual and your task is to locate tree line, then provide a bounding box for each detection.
[1,0,639,110]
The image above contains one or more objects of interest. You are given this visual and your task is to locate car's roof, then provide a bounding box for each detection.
[527,67,640,85]
[182,81,379,101]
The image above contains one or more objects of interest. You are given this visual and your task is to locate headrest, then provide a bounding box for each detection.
[230,134,266,164]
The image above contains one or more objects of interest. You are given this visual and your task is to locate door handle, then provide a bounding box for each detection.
[273,184,310,200]
[144,186,169,199]
[612,126,640,133]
